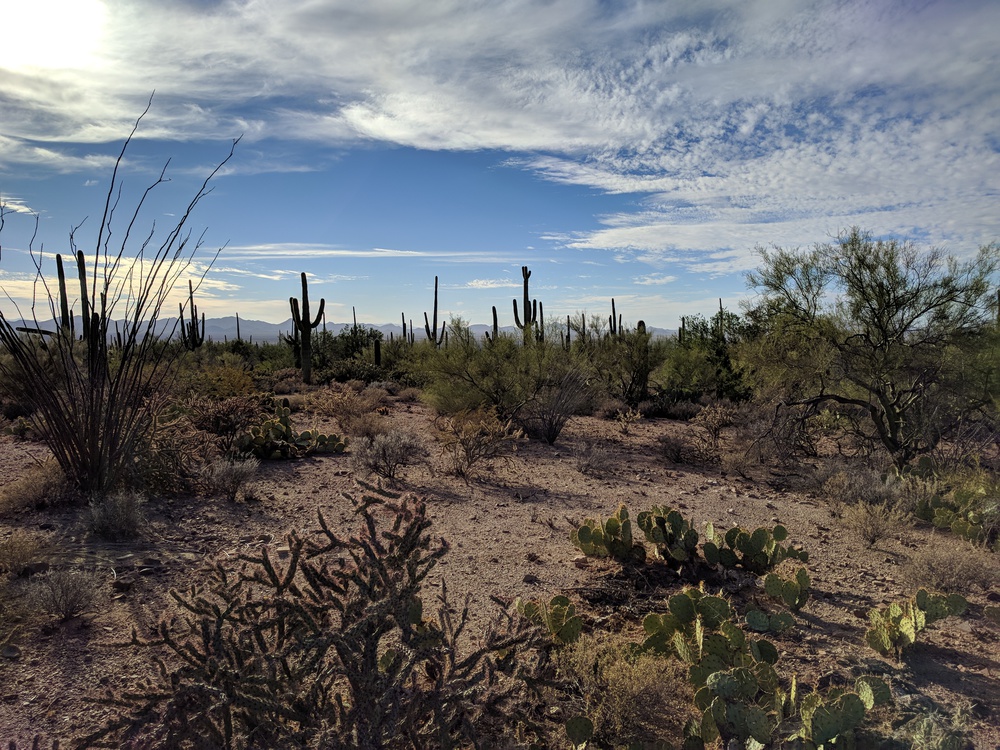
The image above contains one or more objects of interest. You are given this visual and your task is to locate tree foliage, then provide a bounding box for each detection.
[744,227,1000,466]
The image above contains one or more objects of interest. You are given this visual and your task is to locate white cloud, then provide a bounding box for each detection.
[461,278,522,290]
[634,273,678,286]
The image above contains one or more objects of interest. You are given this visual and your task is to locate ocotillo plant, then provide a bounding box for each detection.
[179,279,205,350]
[423,276,446,347]
[513,265,543,343]
[289,272,325,384]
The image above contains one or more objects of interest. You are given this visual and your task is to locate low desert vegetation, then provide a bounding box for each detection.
[0,120,998,747]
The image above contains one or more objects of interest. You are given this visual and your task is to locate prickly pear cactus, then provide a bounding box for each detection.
[865,589,967,658]
[702,522,808,574]
[637,505,700,569]
[571,504,647,564]
[516,594,583,645]
[237,403,347,459]
[763,567,811,612]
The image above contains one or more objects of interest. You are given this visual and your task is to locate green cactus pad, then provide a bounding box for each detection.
[697,595,733,627]
[750,638,779,664]
[670,592,698,623]
[702,541,720,565]
[771,611,795,633]
[855,675,891,709]
[764,573,784,599]
[746,609,770,632]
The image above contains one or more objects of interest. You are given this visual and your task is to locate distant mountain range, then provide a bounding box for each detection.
[6,315,676,343]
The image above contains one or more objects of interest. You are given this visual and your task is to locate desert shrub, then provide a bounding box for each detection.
[88,490,147,541]
[396,386,422,403]
[440,407,521,480]
[519,369,588,445]
[656,433,688,463]
[201,456,260,502]
[0,460,77,513]
[821,463,902,516]
[262,367,302,395]
[308,384,389,436]
[574,441,617,477]
[660,399,702,421]
[592,397,628,420]
[902,541,997,592]
[28,568,100,621]
[131,409,213,494]
[689,399,738,462]
[186,393,273,456]
[173,355,256,400]
[615,406,641,435]
[417,322,570,425]
[85,485,547,748]
[554,633,688,745]
[0,530,51,578]
[842,500,908,548]
[351,431,426,482]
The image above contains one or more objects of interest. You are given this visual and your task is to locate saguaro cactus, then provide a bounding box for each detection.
[289,272,325,384]
[423,276,446,347]
[513,265,542,343]
[179,279,205,350]
[483,305,500,344]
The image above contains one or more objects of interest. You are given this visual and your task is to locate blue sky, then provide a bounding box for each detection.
[1,0,998,328]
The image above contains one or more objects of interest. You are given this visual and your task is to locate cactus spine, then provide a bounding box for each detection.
[179,279,205,350]
[289,272,324,384]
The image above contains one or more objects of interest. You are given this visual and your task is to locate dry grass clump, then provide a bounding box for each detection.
[396,386,422,403]
[201,456,260,502]
[0,530,52,578]
[903,541,997,592]
[0,460,77,513]
[821,464,902,517]
[574,441,617,477]
[88,491,147,541]
[351,431,427,483]
[440,408,521,481]
[309,384,391,437]
[28,568,101,622]
[842,500,908,548]
[656,433,688,463]
[554,633,691,744]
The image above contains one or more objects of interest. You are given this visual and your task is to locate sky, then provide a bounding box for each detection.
[0,0,998,330]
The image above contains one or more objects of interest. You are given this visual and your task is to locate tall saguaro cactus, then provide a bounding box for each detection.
[289,272,325,384]
[513,265,542,343]
[423,276,446,347]
[179,279,205,350]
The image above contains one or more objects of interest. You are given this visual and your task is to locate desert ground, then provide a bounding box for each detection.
[0,387,997,748]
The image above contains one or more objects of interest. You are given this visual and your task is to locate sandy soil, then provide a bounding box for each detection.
[0,393,997,747]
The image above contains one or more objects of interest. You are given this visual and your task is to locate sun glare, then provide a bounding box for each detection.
[0,0,107,71]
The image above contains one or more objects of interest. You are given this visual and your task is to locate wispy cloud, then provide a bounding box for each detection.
[460,278,522,290]
[634,273,678,286]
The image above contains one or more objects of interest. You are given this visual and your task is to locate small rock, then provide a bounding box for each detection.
[2,645,20,660]
[522,573,540,584]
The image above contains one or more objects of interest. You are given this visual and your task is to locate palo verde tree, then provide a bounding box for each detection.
[744,227,1000,468]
